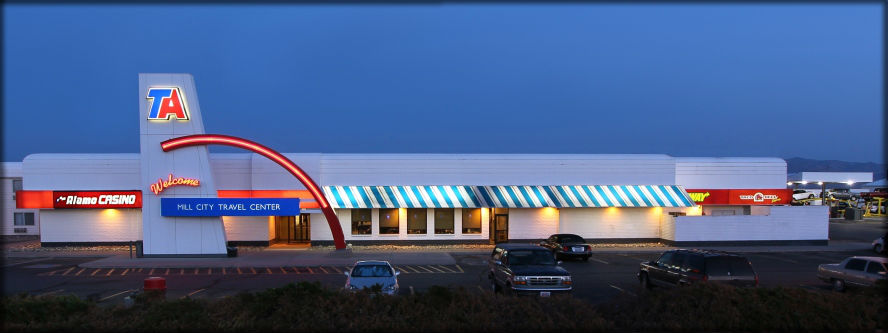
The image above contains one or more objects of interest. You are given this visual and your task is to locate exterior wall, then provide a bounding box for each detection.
[40,209,141,243]
[23,154,141,190]
[559,208,663,239]
[675,157,787,189]
[320,154,676,186]
[2,176,40,236]
[703,205,746,216]
[508,208,559,240]
[669,206,828,242]
[222,216,269,242]
[312,208,490,243]
[212,154,253,190]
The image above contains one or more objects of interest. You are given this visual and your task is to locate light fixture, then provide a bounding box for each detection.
[801,181,808,185]
[817,182,823,186]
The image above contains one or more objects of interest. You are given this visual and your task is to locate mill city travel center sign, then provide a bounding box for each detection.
[685,189,792,205]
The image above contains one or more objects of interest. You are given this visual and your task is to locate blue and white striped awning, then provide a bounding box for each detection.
[324,185,695,208]
[323,186,482,209]
[545,185,694,208]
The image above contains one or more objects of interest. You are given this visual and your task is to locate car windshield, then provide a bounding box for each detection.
[560,235,585,243]
[351,264,393,277]
[508,250,556,265]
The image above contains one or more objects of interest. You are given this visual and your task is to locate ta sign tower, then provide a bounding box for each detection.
[139,73,227,257]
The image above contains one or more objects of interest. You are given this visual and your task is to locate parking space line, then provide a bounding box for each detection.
[120,268,130,276]
[409,286,415,295]
[250,267,257,274]
[194,268,200,275]
[91,269,102,276]
[330,266,342,274]
[437,265,457,273]
[291,267,301,274]
[99,289,136,302]
[280,267,287,274]
[148,268,155,275]
[609,284,637,297]
[394,266,409,274]
[427,265,446,273]
[75,268,86,276]
[455,264,464,273]
[236,267,243,275]
[61,267,76,276]
[105,269,116,277]
[207,268,212,275]
[318,266,329,274]
[417,265,434,273]
[137,268,143,273]
[47,269,60,276]
[306,267,314,274]
[179,268,185,275]
[182,288,206,299]
[588,257,609,264]
[405,265,421,273]
[164,268,170,275]
[37,289,64,297]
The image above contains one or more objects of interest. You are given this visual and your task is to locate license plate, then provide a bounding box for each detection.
[572,247,584,252]
[539,291,551,297]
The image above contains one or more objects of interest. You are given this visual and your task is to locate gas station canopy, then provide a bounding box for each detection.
[787,172,873,185]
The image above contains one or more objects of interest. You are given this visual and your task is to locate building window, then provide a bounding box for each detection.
[12,179,22,201]
[462,208,481,234]
[379,209,399,234]
[14,212,34,226]
[406,208,427,234]
[434,209,454,234]
[351,209,371,235]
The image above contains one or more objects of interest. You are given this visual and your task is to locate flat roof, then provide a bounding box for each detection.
[787,172,873,184]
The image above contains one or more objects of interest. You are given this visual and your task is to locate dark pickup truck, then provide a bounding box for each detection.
[488,243,572,297]
[638,249,758,289]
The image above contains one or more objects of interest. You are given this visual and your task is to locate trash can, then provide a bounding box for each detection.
[844,207,863,220]
[143,277,166,301]
[226,246,238,258]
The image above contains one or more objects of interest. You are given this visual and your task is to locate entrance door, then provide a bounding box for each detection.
[274,214,311,243]
[489,208,509,244]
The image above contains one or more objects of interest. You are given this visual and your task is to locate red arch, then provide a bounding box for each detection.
[160,134,346,250]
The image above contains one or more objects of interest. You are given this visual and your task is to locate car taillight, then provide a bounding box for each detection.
[703,274,709,282]
[562,246,569,251]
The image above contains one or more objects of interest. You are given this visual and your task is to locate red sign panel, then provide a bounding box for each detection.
[53,191,142,209]
[685,189,792,205]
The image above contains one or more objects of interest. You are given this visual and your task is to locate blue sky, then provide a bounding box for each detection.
[2,4,883,163]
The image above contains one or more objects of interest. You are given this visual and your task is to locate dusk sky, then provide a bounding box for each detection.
[2,4,883,163]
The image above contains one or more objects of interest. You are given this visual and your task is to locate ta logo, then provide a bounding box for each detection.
[147,87,189,120]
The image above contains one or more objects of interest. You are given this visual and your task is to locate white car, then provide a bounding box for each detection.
[874,234,886,254]
[343,260,400,295]
[792,190,816,201]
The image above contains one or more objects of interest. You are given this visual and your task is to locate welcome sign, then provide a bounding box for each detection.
[161,198,300,217]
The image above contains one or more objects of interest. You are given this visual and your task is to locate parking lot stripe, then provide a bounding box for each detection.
[236,267,243,275]
[165,268,170,275]
[307,267,314,274]
[417,265,435,273]
[183,288,206,299]
[120,268,130,276]
[330,266,343,274]
[290,267,300,274]
[99,289,136,302]
[393,266,408,274]
[148,268,155,275]
[609,284,637,297]
[137,268,143,273]
[318,266,329,274]
[250,267,257,274]
[280,267,287,274]
[455,264,464,273]
[105,269,116,277]
[409,286,415,295]
[265,268,272,274]
[91,269,101,276]
[37,289,64,297]
[436,265,457,273]
[207,268,212,275]
[61,267,76,276]
[426,265,445,273]
[405,265,421,273]
[588,257,609,264]
[194,268,200,275]
[75,268,86,276]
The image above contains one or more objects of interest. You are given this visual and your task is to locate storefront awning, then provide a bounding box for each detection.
[324,185,695,208]
[323,186,483,209]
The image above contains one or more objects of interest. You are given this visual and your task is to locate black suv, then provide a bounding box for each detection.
[488,243,572,297]
[637,249,758,289]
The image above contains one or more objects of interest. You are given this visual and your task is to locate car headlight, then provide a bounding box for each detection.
[512,276,527,285]
[561,276,572,285]
[348,285,359,290]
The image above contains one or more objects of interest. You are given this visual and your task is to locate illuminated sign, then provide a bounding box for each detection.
[685,189,791,205]
[53,191,142,209]
[147,87,189,120]
[150,174,200,195]
[160,198,300,216]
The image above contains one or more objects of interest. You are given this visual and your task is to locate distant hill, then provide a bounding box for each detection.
[785,157,886,182]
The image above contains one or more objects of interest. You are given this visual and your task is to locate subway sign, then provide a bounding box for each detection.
[685,189,792,205]
[53,191,142,209]
[160,198,300,217]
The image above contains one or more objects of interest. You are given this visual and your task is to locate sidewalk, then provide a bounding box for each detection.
[2,240,870,269]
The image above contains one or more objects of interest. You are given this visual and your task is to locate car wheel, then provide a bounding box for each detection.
[875,243,884,254]
[808,194,815,199]
[832,279,845,292]
[640,273,652,290]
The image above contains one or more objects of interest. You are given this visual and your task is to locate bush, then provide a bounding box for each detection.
[2,282,884,332]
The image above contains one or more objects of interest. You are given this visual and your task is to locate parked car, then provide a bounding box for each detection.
[488,243,572,297]
[817,256,887,292]
[638,249,758,289]
[826,188,857,201]
[860,187,888,200]
[792,190,816,201]
[872,233,886,254]
[539,234,591,261]
[343,260,400,295]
